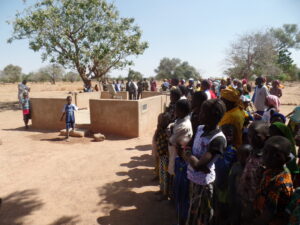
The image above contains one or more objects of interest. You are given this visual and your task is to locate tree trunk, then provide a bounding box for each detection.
[79,73,90,86]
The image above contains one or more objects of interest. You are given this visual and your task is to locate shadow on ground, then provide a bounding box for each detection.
[48,215,80,225]
[0,189,43,225]
[96,152,176,225]
[125,144,152,151]
[0,102,20,112]
[2,127,54,133]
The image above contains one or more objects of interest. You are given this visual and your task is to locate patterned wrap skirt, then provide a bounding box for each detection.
[186,182,214,225]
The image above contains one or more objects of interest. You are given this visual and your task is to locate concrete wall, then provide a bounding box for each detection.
[90,99,139,137]
[100,91,128,100]
[31,98,66,130]
[141,91,162,99]
[75,92,100,108]
[138,96,165,135]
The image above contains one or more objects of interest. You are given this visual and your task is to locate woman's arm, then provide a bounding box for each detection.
[184,136,225,171]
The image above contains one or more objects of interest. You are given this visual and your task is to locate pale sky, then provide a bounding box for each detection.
[0,0,300,78]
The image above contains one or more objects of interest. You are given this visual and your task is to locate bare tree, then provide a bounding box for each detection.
[225,31,280,79]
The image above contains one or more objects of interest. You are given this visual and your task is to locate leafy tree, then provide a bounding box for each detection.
[155,58,200,80]
[39,64,64,84]
[0,64,22,83]
[64,71,81,82]
[155,58,181,80]
[270,24,300,79]
[127,69,143,81]
[174,61,201,80]
[8,0,148,85]
[225,32,280,79]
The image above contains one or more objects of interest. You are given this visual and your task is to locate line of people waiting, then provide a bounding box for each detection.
[152,77,300,225]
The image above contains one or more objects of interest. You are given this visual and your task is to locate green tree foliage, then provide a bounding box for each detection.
[8,0,148,85]
[0,64,22,83]
[271,24,300,80]
[155,58,201,80]
[127,68,143,81]
[225,25,300,81]
[39,64,64,84]
[225,32,279,79]
[64,71,81,82]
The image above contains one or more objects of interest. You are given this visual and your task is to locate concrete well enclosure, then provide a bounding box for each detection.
[100,91,128,100]
[90,95,168,138]
[30,92,169,137]
[31,98,67,130]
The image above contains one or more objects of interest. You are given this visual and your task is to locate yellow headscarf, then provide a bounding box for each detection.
[221,86,241,103]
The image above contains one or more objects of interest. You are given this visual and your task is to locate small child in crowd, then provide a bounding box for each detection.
[228,144,252,225]
[253,136,293,225]
[238,121,269,223]
[168,99,193,176]
[214,124,237,225]
[153,113,171,200]
[60,96,79,141]
[21,92,31,129]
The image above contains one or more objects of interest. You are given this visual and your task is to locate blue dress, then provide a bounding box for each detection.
[64,104,77,129]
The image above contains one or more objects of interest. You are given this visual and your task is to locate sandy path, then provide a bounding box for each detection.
[0,109,176,225]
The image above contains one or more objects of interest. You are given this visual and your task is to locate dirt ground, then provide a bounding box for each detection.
[0,81,299,225]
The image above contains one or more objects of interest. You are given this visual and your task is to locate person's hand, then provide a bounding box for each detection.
[183,146,192,162]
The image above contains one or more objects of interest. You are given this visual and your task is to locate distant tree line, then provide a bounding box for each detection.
[225,24,300,81]
[0,64,81,84]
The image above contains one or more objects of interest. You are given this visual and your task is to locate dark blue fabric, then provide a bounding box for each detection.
[215,145,237,189]
[65,104,76,129]
[174,157,190,221]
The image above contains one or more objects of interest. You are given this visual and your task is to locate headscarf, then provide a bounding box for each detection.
[242,79,247,85]
[266,95,280,111]
[271,112,286,124]
[221,86,241,104]
[273,80,280,86]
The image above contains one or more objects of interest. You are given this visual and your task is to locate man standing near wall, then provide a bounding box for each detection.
[127,79,137,100]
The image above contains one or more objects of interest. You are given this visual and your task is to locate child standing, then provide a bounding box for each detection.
[214,124,237,225]
[253,136,293,225]
[184,99,227,225]
[238,121,269,223]
[228,144,252,225]
[168,99,193,176]
[154,113,171,199]
[168,100,193,225]
[60,96,78,141]
[21,92,31,129]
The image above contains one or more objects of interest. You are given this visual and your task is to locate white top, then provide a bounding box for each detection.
[254,85,269,111]
[62,104,78,113]
[168,115,193,175]
[205,90,211,100]
[261,107,276,123]
[187,125,226,185]
[180,96,187,100]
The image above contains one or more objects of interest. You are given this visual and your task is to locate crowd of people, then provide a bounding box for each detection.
[152,77,300,225]
[15,76,300,224]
